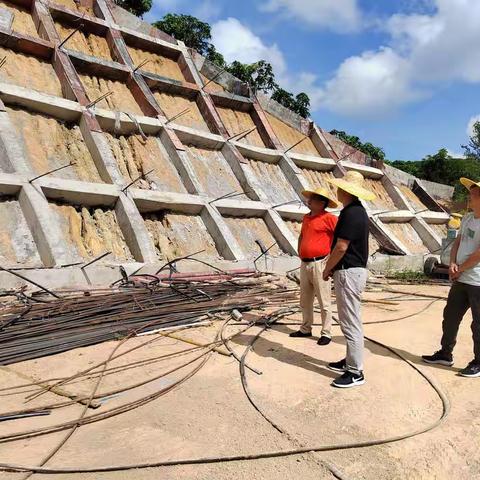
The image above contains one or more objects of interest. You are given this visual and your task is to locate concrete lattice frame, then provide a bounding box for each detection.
[0,0,449,275]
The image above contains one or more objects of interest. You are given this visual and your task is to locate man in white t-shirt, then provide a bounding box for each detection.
[422,177,480,377]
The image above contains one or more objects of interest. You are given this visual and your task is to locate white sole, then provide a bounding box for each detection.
[327,365,346,373]
[422,358,453,367]
[459,371,480,378]
[332,379,365,388]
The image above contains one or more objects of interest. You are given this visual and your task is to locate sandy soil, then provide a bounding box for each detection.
[265,113,319,156]
[51,203,134,261]
[223,216,285,258]
[7,106,102,183]
[154,92,210,132]
[200,73,224,93]
[144,212,220,260]
[301,168,338,199]
[364,179,396,211]
[399,185,428,212]
[127,47,184,81]
[0,283,479,480]
[51,0,94,16]
[216,107,265,148]
[383,222,429,255]
[105,133,186,192]
[79,74,143,115]
[0,0,38,38]
[55,23,112,61]
[0,47,62,97]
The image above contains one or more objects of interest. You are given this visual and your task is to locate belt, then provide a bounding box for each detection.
[301,256,326,263]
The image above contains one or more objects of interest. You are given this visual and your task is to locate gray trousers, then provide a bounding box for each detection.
[441,281,480,362]
[334,268,368,374]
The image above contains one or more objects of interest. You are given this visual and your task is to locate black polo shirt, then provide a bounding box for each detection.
[331,199,369,270]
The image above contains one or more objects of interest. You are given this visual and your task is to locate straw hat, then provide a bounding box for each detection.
[460,177,480,190]
[301,187,339,209]
[327,170,376,201]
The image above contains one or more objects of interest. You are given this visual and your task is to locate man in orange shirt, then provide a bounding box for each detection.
[290,188,339,345]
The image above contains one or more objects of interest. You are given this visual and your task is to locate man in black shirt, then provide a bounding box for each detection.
[322,170,376,388]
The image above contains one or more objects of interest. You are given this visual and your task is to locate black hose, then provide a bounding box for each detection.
[0,300,451,474]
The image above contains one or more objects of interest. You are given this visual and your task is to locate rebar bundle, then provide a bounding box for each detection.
[0,277,295,365]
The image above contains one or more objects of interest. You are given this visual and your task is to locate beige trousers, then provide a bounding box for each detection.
[299,258,332,337]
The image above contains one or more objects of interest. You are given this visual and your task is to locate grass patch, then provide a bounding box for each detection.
[386,269,429,283]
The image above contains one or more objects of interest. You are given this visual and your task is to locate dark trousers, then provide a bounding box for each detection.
[441,282,480,362]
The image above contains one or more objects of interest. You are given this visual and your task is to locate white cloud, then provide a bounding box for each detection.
[467,115,480,136]
[446,149,466,159]
[211,18,286,74]
[386,1,480,84]
[260,0,362,33]
[193,0,221,22]
[319,0,480,117]
[211,18,324,112]
[209,1,480,120]
[320,47,423,117]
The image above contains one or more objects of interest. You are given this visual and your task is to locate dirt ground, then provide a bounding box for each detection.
[0,281,479,480]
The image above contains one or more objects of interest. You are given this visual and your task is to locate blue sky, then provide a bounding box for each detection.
[146,0,480,161]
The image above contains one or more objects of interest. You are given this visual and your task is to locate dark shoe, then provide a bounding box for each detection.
[459,361,480,378]
[422,350,453,366]
[328,358,346,372]
[317,335,331,346]
[332,371,365,388]
[289,330,312,338]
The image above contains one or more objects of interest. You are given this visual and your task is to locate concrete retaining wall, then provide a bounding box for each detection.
[0,0,449,289]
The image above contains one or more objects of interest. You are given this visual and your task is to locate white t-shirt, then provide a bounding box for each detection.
[457,212,480,286]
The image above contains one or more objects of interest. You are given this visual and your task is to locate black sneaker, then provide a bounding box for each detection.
[317,335,331,346]
[289,330,312,338]
[459,361,480,378]
[332,371,365,388]
[422,350,453,366]
[327,358,346,372]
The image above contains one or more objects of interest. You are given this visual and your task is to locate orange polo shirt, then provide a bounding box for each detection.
[299,212,338,259]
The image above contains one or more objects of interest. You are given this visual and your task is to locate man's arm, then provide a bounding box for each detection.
[322,238,349,280]
[458,246,480,274]
[297,234,302,256]
[449,235,462,280]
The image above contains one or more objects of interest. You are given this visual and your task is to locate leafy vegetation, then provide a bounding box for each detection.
[329,130,385,162]
[114,0,152,18]
[153,13,311,117]
[386,269,429,283]
[388,147,480,200]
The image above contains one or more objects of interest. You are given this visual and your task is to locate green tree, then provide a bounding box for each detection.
[462,121,480,159]
[330,130,385,162]
[388,148,480,200]
[225,60,278,93]
[294,92,311,118]
[417,148,450,183]
[153,14,212,54]
[205,45,226,68]
[115,0,151,17]
[271,88,295,110]
[271,89,310,117]
[386,160,422,177]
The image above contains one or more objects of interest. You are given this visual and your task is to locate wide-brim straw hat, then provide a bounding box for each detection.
[301,187,339,209]
[327,170,376,201]
[460,177,480,190]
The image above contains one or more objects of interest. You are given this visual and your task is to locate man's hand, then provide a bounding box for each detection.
[449,262,459,281]
[322,268,332,281]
